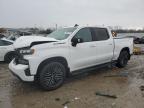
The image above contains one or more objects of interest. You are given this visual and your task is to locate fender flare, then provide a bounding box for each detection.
[36,56,70,77]
[119,47,130,60]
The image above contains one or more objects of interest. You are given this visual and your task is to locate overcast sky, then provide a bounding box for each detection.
[0,0,144,28]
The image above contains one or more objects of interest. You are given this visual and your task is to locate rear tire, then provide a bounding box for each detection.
[116,51,129,68]
[39,62,66,91]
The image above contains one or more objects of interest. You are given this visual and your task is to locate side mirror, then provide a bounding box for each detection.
[71,38,83,47]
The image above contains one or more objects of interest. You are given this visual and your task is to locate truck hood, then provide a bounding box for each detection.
[14,36,58,49]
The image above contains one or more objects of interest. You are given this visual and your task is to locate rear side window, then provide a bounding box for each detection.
[74,28,92,42]
[91,28,109,41]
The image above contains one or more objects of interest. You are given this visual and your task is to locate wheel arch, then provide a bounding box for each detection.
[36,56,70,77]
[119,47,130,60]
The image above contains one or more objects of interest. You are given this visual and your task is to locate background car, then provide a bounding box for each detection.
[129,36,144,44]
[0,38,17,63]
[138,36,144,44]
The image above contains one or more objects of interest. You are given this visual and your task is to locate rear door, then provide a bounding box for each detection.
[90,27,114,64]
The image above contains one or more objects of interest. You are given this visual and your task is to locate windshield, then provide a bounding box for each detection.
[47,27,77,40]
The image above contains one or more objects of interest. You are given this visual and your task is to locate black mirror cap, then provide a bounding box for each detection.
[71,38,78,47]
[71,38,83,47]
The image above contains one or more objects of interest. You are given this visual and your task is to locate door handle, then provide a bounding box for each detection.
[109,43,113,45]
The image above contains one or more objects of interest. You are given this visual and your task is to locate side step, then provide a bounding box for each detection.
[69,61,117,77]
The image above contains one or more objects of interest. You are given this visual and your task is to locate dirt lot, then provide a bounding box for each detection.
[0,55,144,108]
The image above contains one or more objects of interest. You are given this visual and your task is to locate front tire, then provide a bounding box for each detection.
[116,51,129,68]
[39,62,66,91]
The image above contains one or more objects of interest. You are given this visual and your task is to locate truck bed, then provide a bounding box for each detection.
[113,37,133,60]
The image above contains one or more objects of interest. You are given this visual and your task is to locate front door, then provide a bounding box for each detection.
[69,28,98,71]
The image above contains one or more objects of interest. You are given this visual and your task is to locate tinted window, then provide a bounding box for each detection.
[0,40,4,46]
[91,28,109,41]
[75,28,92,42]
[0,40,13,46]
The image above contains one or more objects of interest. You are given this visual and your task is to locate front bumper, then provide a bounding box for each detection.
[9,60,34,82]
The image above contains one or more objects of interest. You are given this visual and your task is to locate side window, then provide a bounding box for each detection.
[0,40,13,46]
[2,40,13,45]
[0,40,4,46]
[91,28,109,41]
[74,28,92,42]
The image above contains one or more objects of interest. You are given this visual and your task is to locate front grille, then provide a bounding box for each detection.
[15,49,23,58]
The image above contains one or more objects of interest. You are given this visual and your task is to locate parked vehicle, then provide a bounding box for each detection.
[7,35,18,41]
[0,38,17,62]
[0,34,6,39]
[9,26,133,90]
[138,36,144,44]
[133,37,144,44]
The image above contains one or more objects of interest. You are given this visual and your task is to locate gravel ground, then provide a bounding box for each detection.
[0,55,144,108]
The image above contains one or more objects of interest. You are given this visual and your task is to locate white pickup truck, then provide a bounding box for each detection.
[9,26,133,90]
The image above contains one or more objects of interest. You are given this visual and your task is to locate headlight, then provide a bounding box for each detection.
[20,49,35,55]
